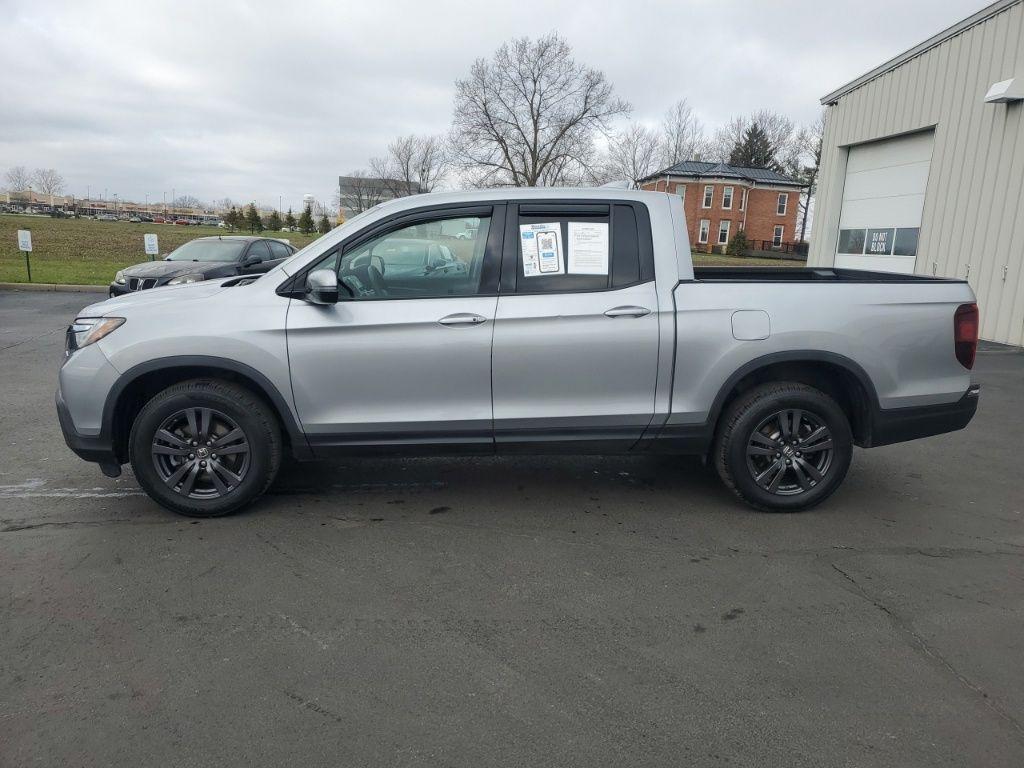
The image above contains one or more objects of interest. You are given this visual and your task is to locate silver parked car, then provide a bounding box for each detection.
[57,188,979,517]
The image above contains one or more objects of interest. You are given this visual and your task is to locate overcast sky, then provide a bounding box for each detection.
[0,0,985,211]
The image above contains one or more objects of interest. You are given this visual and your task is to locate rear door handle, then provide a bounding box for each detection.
[604,305,651,318]
[438,313,487,327]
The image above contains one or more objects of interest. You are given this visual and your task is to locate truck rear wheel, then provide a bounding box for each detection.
[714,382,852,512]
[129,379,282,517]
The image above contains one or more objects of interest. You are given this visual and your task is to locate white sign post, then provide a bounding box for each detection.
[143,233,159,260]
[17,229,33,281]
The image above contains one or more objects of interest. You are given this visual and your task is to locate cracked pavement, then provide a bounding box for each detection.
[2,290,1022,767]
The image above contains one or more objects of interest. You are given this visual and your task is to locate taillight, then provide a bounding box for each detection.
[954,303,979,369]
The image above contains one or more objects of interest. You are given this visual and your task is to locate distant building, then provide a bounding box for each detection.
[336,175,420,219]
[638,162,806,253]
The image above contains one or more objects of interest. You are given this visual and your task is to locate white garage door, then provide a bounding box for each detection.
[835,131,934,273]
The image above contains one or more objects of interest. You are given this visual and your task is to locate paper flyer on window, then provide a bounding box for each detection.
[519,222,564,276]
[567,222,609,275]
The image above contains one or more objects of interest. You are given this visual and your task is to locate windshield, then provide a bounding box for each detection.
[166,239,247,262]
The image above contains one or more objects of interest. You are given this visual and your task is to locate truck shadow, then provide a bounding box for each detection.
[265,453,732,514]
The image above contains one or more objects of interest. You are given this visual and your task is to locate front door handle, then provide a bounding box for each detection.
[604,305,651,318]
[438,312,487,327]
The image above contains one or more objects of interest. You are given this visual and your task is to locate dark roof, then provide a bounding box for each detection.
[641,161,805,187]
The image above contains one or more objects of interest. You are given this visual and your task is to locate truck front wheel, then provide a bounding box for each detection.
[128,379,282,517]
[714,382,853,512]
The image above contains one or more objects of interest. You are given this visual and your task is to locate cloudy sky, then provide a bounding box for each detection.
[0,0,985,211]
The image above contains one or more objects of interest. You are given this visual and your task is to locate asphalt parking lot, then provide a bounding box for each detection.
[2,289,1022,767]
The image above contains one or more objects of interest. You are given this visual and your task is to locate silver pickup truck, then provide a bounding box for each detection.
[56,188,980,517]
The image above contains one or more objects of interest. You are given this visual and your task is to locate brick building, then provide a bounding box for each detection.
[639,161,806,253]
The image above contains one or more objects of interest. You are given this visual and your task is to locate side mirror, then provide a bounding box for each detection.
[305,268,339,305]
[243,255,263,267]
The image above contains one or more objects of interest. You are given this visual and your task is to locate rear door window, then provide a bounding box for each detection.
[510,203,647,294]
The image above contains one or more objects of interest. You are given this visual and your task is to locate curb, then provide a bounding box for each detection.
[0,282,107,294]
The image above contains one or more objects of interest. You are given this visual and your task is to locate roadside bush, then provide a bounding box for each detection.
[726,229,749,257]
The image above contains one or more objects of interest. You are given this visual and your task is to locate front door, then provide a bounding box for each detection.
[491,202,661,451]
[286,206,503,451]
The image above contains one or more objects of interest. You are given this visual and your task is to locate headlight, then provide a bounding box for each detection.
[168,273,205,285]
[114,270,126,285]
[65,317,125,356]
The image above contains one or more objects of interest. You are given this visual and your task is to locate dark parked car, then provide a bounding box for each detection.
[109,236,295,297]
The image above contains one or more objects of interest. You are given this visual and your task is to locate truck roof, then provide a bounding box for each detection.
[368,186,670,217]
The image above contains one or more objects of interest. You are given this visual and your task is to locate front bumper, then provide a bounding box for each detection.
[56,386,122,476]
[868,384,980,448]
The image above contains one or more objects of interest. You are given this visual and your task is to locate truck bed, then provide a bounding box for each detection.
[692,267,966,283]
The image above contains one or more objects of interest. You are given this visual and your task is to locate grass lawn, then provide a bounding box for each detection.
[0,213,801,286]
[0,214,321,285]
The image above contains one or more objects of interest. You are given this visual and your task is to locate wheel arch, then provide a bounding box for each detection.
[104,356,311,463]
[709,351,879,447]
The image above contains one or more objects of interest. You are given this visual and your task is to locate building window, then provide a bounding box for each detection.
[698,219,710,244]
[773,225,784,248]
[892,228,920,257]
[837,228,866,255]
[674,184,685,201]
[703,186,713,208]
[718,220,730,245]
[722,186,733,209]
[777,193,788,215]
[740,189,747,211]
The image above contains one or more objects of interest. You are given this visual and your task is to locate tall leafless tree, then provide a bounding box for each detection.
[4,166,32,191]
[605,123,663,188]
[660,99,710,166]
[792,111,825,243]
[31,168,65,196]
[369,134,450,197]
[172,194,203,209]
[451,32,630,187]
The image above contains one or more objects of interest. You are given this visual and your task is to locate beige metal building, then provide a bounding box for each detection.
[809,0,1024,346]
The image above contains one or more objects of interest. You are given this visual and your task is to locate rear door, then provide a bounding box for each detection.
[491,201,661,451]
[285,205,503,451]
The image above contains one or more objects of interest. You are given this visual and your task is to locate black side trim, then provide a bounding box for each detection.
[101,356,312,462]
[868,385,979,447]
[640,350,882,454]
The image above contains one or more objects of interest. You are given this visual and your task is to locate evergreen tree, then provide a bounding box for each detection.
[726,229,750,257]
[298,204,315,235]
[266,210,283,230]
[284,208,297,229]
[317,214,331,234]
[224,206,240,230]
[728,122,778,170]
[244,203,263,233]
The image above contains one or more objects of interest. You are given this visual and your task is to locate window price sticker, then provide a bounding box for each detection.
[519,222,564,276]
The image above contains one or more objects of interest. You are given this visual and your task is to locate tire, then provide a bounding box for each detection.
[714,382,853,512]
[129,379,282,517]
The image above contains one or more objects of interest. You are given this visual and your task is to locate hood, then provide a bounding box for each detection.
[120,260,231,278]
[81,278,233,317]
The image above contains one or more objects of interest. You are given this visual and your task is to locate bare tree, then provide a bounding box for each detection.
[792,111,825,242]
[336,170,387,215]
[31,168,65,196]
[5,166,32,191]
[369,134,450,197]
[172,194,203,209]
[605,123,663,187]
[661,99,710,165]
[451,32,630,187]
[711,116,748,163]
